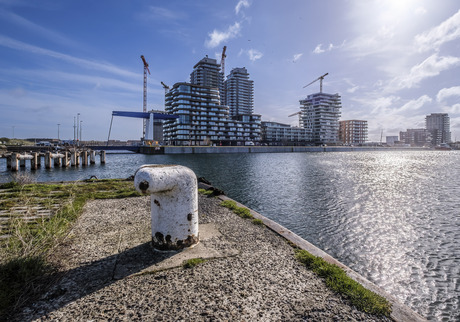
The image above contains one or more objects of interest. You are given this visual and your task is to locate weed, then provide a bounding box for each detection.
[0,179,141,318]
[182,258,205,269]
[220,200,237,210]
[198,188,214,196]
[252,218,263,225]
[295,249,392,317]
[234,207,253,219]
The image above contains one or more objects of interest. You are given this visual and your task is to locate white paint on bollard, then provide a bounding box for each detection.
[134,164,199,250]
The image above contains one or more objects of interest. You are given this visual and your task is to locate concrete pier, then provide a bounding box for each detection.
[12,192,424,321]
[1,149,105,172]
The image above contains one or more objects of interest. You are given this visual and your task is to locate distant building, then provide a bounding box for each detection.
[300,93,342,144]
[261,121,311,145]
[425,113,451,146]
[164,57,261,146]
[338,120,368,145]
[163,82,261,146]
[224,67,254,117]
[190,56,224,101]
[399,129,431,147]
[386,136,399,146]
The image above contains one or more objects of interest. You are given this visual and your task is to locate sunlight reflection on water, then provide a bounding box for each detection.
[0,150,459,320]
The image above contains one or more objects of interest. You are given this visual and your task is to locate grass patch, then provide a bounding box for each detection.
[220,200,254,219]
[182,258,205,269]
[252,218,263,225]
[295,249,392,317]
[0,179,141,319]
[198,188,214,196]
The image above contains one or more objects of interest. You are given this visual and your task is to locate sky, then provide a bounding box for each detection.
[0,0,459,142]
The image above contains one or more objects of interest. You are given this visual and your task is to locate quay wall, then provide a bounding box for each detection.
[160,146,429,154]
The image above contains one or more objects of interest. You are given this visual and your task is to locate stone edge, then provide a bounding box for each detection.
[216,194,427,322]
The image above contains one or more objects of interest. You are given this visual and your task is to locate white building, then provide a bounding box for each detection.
[300,92,342,144]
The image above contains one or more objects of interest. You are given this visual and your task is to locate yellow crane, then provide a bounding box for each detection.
[303,72,328,93]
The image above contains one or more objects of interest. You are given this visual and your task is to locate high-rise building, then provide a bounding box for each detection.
[425,113,451,145]
[300,93,342,144]
[190,56,224,102]
[163,82,261,146]
[224,67,254,117]
[339,120,368,145]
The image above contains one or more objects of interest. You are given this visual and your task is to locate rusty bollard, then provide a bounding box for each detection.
[134,165,199,250]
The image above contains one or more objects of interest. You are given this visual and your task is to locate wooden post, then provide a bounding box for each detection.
[75,152,80,166]
[90,150,96,164]
[31,153,38,170]
[11,153,19,171]
[37,154,42,167]
[81,151,88,166]
[45,152,52,169]
[62,152,70,167]
[71,151,77,166]
[20,158,26,168]
[100,151,106,164]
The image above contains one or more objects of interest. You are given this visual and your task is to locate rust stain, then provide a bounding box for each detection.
[187,213,193,221]
[154,199,161,207]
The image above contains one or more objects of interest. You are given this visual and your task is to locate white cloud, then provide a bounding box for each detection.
[235,0,250,15]
[0,9,79,48]
[205,22,241,48]
[0,35,138,78]
[292,53,303,62]
[415,9,460,52]
[247,49,263,61]
[396,95,432,113]
[313,42,343,54]
[436,86,460,102]
[387,53,460,91]
[147,6,183,20]
[313,44,325,54]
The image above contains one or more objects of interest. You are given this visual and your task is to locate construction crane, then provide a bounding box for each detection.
[161,81,170,110]
[303,72,328,93]
[140,55,150,141]
[221,46,227,76]
[289,111,303,127]
[161,81,170,95]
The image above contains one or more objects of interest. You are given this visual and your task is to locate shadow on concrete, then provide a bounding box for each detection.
[18,241,177,320]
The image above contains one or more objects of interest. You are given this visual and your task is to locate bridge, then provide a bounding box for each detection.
[86,145,140,152]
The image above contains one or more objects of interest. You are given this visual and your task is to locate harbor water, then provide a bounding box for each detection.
[1,150,459,321]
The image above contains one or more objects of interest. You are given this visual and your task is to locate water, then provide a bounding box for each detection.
[1,150,459,321]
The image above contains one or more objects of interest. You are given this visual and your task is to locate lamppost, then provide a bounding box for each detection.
[77,113,80,146]
[80,120,82,143]
[12,126,15,139]
[57,123,60,141]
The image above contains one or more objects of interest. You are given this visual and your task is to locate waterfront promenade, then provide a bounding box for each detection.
[14,192,423,321]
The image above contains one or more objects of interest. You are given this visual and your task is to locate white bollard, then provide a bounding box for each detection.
[134,164,199,250]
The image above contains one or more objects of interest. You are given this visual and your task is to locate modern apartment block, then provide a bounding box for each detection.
[399,129,432,147]
[261,121,311,145]
[300,93,342,144]
[425,113,451,145]
[224,67,254,117]
[163,82,261,146]
[338,120,368,145]
[190,56,224,100]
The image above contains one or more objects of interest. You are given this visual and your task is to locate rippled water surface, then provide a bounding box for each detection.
[1,150,459,320]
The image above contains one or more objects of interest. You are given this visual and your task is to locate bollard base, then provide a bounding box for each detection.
[152,232,199,251]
